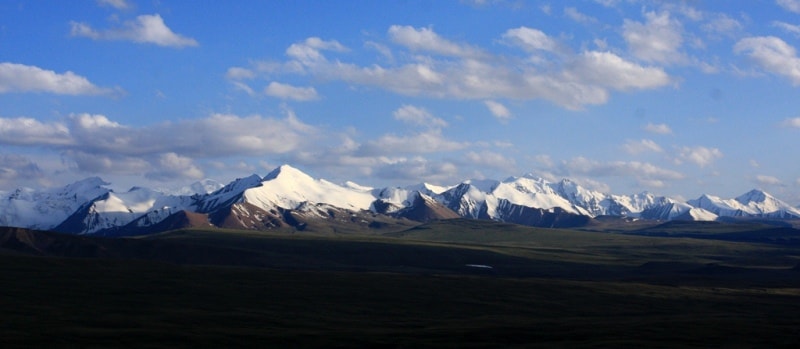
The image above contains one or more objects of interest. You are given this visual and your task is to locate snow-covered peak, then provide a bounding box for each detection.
[61,176,111,196]
[212,174,262,196]
[263,164,311,181]
[688,190,800,218]
[686,207,718,221]
[343,181,373,192]
[243,165,375,211]
[404,182,451,195]
[735,189,770,205]
[0,177,113,230]
[491,176,586,214]
[462,179,499,193]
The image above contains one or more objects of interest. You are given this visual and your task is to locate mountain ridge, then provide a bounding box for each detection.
[2,164,798,235]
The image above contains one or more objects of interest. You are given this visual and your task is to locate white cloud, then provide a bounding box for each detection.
[465,150,516,171]
[561,157,684,187]
[533,154,554,168]
[146,153,204,181]
[782,117,800,128]
[226,67,256,80]
[777,0,800,13]
[70,14,198,48]
[64,151,151,175]
[734,36,800,85]
[677,146,723,167]
[565,51,672,90]
[241,26,672,110]
[0,112,318,160]
[97,0,131,10]
[0,154,44,187]
[264,82,319,101]
[502,27,559,53]
[286,37,347,64]
[231,81,256,96]
[703,14,743,36]
[622,139,663,154]
[644,122,673,134]
[773,21,800,37]
[393,105,447,128]
[483,100,511,120]
[373,158,459,183]
[388,25,483,58]
[593,0,619,7]
[0,117,72,145]
[362,130,468,155]
[755,174,782,185]
[0,62,114,95]
[564,7,597,24]
[623,11,687,64]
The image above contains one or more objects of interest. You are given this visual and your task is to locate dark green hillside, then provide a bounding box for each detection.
[628,220,800,245]
[3,222,800,347]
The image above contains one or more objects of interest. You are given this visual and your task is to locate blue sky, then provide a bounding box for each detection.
[1,0,800,204]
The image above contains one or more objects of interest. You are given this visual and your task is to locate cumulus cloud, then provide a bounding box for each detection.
[773,21,800,37]
[226,67,256,80]
[734,36,800,85]
[622,139,663,154]
[0,111,326,182]
[264,82,319,101]
[564,7,598,24]
[644,122,673,134]
[65,151,151,175]
[677,146,723,167]
[465,150,516,171]
[0,112,317,160]
[623,11,687,64]
[755,174,782,185]
[286,37,347,64]
[361,131,468,155]
[560,156,684,187]
[0,117,72,145]
[388,25,483,58]
[564,51,671,90]
[238,25,671,110]
[70,14,198,48]
[393,105,447,128]
[0,62,114,95]
[373,157,459,183]
[483,100,511,120]
[146,153,204,181]
[777,0,800,13]
[0,154,44,186]
[782,117,800,128]
[97,0,130,10]
[702,14,743,36]
[502,27,560,53]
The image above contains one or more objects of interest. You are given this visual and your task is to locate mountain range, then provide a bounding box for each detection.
[1,164,798,236]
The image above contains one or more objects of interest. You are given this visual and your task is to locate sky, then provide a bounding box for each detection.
[1,0,800,204]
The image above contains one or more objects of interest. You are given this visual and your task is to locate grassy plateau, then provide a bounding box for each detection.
[2,219,800,347]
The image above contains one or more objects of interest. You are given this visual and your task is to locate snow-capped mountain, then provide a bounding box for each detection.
[0,177,111,230]
[1,164,798,235]
[437,175,684,222]
[688,190,800,219]
[242,165,376,212]
[55,187,197,235]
